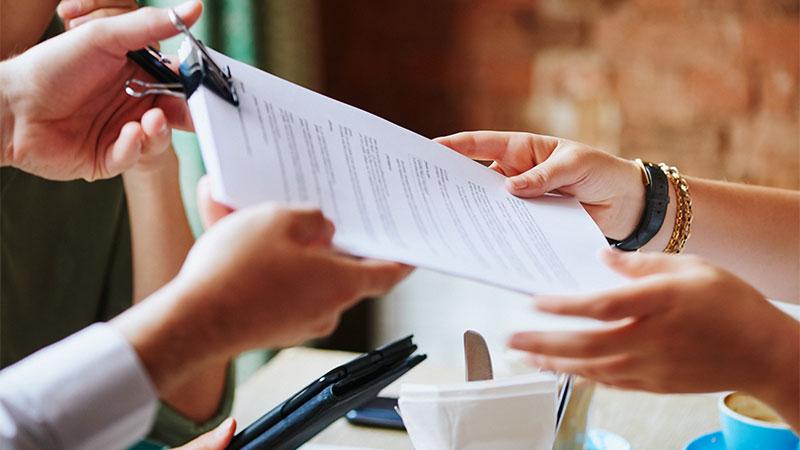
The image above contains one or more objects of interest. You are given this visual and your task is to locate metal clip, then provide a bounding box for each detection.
[123,8,239,107]
[170,9,239,106]
[125,79,185,99]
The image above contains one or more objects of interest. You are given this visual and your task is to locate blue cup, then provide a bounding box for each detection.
[719,392,799,450]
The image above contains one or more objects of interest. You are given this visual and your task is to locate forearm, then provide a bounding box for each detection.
[124,152,229,422]
[111,281,233,402]
[644,177,799,302]
[123,149,194,301]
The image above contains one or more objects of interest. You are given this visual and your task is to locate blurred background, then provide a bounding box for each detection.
[146,0,799,374]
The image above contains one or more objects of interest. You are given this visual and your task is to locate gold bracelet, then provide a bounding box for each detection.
[658,163,692,254]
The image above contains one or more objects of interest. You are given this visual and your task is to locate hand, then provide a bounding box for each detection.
[57,0,177,174]
[183,176,413,350]
[508,249,800,427]
[113,177,413,393]
[58,0,139,30]
[435,131,646,240]
[173,418,236,450]
[0,1,201,181]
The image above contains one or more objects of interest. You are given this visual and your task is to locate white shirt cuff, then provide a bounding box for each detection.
[0,322,159,450]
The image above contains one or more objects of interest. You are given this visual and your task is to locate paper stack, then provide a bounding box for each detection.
[398,373,557,450]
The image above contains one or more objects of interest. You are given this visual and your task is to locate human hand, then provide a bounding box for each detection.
[58,0,139,30]
[172,418,236,450]
[182,176,413,351]
[508,249,800,426]
[0,1,200,181]
[435,131,646,240]
[57,0,177,173]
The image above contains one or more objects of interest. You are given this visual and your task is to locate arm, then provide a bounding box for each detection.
[58,0,229,425]
[124,148,230,426]
[1,190,411,449]
[0,323,159,450]
[1,4,411,448]
[641,177,799,301]
[436,131,800,302]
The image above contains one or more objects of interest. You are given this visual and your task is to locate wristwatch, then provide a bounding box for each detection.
[607,159,670,251]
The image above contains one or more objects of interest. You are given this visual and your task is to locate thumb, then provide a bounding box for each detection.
[505,149,582,197]
[96,0,203,54]
[600,248,684,278]
[173,418,236,450]
[197,175,234,229]
[285,208,335,247]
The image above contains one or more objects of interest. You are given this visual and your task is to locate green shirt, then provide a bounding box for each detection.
[0,167,233,447]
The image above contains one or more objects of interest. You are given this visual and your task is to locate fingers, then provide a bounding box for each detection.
[524,353,634,382]
[505,148,584,197]
[600,248,686,278]
[435,131,515,162]
[100,121,144,179]
[173,417,236,450]
[508,324,636,359]
[347,259,414,299]
[139,108,172,158]
[534,280,671,321]
[197,176,234,228]
[156,96,194,131]
[65,8,138,29]
[58,0,138,20]
[89,0,203,54]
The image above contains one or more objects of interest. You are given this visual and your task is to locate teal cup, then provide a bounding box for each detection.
[719,393,799,450]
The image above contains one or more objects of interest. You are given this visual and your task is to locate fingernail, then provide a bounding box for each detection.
[507,176,528,190]
[217,417,235,436]
[57,1,80,17]
[600,247,625,263]
[174,0,199,17]
[159,122,169,135]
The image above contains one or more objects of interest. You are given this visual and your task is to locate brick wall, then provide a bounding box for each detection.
[318,0,799,188]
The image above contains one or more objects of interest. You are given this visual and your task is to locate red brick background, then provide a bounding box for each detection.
[317,0,799,188]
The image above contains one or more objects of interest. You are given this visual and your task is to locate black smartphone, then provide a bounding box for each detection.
[345,396,405,430]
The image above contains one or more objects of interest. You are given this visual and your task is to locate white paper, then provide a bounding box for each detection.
[398,374,557,450]
[187,48,628,295]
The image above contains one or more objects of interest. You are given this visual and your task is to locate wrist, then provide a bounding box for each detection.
[640,175,678,252]
[110,279,231,396]
[613,158,647,240]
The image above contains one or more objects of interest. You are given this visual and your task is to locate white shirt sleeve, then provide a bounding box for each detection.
[0,323,159,450]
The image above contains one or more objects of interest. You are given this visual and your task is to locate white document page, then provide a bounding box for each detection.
[188,49,627,295]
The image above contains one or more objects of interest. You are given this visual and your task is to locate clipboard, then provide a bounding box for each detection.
[123,9,238,107]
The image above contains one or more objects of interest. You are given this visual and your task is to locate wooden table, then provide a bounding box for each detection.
[232,348,720,449]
